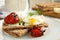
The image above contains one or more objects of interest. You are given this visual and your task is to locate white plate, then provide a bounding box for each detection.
[0,16,60,40]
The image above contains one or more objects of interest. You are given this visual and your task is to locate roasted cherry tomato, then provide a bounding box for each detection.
[4,12,19,24]
[31,27,43,37]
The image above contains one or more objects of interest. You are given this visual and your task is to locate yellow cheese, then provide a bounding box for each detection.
[54,8,60,13]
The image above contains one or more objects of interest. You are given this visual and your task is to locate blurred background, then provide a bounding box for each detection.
[0,0,60,8]
[0,0,60,19]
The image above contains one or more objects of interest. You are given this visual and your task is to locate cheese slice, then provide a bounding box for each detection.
[54,8,60,13]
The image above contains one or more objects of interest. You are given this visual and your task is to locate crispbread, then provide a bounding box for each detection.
[32,3,60,18]
[3,29,28,37]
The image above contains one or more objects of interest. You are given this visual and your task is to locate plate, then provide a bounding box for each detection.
[0,16,60,40]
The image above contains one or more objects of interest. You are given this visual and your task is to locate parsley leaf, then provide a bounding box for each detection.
[19,21,25,25]
[29,12,34,16]
[28,10,42,16]
[22,22,25,25]
[19,21,21,25]
[36,10,42,15]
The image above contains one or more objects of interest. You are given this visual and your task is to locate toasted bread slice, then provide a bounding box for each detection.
[3,20,48,37]
[3,22,48,31]
[3,23,31,31]
[3,29,28,37]
[3,22,29,37]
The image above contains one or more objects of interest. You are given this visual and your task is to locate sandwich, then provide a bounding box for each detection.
[2,12,48,37]
[32,3,60,18]
[2,12,29,37]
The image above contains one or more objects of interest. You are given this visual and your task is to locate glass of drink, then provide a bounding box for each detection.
[5,0,29,17]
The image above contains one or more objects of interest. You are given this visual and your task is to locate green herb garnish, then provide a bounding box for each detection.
[18,21,25,25]
[28,10,42,16]
[22,22,25,25]
[36,10,42,15]
[19,21,22,25]
[29,12,34,16]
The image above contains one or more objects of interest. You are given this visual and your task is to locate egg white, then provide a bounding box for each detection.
[23,15,45,25]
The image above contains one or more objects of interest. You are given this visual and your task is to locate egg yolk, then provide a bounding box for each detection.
[29,18,37,25]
